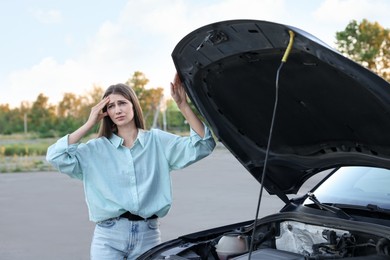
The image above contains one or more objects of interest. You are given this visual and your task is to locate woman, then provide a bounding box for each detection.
[46,73,216,259]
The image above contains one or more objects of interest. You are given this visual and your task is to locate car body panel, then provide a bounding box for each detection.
[139,20,390,260]
[171,19,390,198]
[140,210,390,259]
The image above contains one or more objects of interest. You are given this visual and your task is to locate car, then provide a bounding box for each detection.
[138,20,390,259]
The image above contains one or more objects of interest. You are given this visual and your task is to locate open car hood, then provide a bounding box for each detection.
[171,20,390,202]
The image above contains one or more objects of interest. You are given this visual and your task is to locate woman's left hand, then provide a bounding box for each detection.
[170,72,205,137]
[170,73,187,108]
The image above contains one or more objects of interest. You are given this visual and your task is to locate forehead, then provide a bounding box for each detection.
[108,93,128,102]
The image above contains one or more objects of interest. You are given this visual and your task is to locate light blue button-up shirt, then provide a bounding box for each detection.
[46,125,215,222]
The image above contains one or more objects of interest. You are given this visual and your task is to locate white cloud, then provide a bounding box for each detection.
[7,57,93,106]
[30,8,62,24]
[3,0,390,107]
[314,0,390,26]
[308,0,390,46]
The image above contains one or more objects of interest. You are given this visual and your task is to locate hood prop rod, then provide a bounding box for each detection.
[248,30,295,260]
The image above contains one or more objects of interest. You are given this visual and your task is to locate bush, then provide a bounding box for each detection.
[1,143,48,156]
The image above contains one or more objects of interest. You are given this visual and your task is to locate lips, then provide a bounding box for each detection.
[115,116,125,121]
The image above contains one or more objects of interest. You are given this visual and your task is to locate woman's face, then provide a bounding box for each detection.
[106,93,135,127]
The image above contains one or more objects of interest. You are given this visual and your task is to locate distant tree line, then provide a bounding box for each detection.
[1,19,388,137]
[0,71,188,137]
[336,19,390,81]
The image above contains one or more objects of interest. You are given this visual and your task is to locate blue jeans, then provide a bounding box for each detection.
[90,217,161,259]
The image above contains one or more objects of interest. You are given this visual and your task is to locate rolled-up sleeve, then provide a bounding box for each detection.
[161,124,216,170]
[189,124,216,155]
[46,135,83,180]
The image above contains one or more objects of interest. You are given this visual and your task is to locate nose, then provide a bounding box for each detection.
[115,106,122,114]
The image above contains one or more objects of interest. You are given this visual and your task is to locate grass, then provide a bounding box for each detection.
[0,155,55,173]
[0,133,56,173]
[0,130,192,173]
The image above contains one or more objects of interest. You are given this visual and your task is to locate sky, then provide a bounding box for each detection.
[1,0,389,108]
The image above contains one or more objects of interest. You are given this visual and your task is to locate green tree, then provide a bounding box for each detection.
[0,104,12,134]
[57,92,82,118]
[336,19,390,81]
[0,102,31,134]
[165,99,185,132]
[9,107,26,134]
[85,84,105,105]
[126,71,149,97]
[55,85,105,135]
[57,92,84,135]
[125,71,164,128]
[19,101,31,134]
[29,93,56,136]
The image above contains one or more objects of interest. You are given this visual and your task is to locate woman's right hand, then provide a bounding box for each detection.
[68,97,110,144]
[86,97,110,127]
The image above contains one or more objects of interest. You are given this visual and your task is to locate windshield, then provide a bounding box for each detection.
[307,166,390,210]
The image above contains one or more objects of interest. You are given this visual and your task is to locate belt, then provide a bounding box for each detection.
[120,211,158,221]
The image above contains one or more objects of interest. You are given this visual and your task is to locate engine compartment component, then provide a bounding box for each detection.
[215,234,248,260]
[231,248,304,260]
[275,221,349,256]
[153,220,390,259]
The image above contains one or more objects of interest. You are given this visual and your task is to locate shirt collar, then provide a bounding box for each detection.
[109,134,123,148]
[109,129,146,148]
[137,129,146,147]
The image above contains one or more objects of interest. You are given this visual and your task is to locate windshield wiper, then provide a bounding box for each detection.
[307,192,353,220]
[366,204,390,214]
[333,203,390,217]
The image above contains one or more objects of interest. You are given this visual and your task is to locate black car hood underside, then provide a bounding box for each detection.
[171,20,390,200]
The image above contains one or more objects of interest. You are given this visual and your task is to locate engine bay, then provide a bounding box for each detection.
[155,220,390,260]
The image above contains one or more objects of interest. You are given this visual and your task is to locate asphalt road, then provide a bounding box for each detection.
[0,146,318,260]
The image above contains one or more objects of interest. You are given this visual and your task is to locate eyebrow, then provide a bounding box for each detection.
[107,99,128,106]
